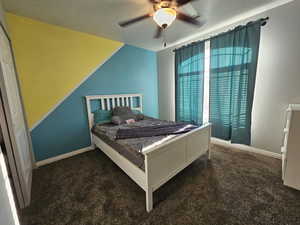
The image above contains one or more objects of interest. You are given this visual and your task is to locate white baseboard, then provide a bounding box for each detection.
[35,146,94,167]
[35,138,280,168]
[211,138,281,159]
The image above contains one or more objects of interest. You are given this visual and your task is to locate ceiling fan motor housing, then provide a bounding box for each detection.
[153,8,177,28]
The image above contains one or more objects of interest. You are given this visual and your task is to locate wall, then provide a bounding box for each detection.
[7,14,158,161]
[251,0,300,153]
[6,13,123,129]
[157,0,300,154]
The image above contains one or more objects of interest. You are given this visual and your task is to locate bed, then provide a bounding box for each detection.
[85,94,211,212]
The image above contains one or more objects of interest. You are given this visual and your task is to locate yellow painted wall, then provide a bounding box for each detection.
[5,13,123,128]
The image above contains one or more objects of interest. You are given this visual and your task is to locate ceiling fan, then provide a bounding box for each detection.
[118,0,204,39]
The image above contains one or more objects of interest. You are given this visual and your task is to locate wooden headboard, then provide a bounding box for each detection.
[85,94,143,142]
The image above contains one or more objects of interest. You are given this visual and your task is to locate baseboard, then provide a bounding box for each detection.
[35,139,281,167]
[211,138,281,159]
[35,146,94,168]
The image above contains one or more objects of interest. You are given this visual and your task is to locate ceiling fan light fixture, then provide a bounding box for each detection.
[153,8,176,28]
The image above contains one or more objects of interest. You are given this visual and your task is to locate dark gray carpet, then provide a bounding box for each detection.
[21,145,300,225]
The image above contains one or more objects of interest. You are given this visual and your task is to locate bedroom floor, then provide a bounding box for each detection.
[21,145,300,225]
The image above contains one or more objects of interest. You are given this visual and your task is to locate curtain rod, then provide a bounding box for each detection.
[173,17,269,52]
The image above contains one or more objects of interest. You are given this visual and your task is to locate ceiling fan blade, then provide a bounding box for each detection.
[176,0,196,7]
[154,26,163,39]
[176,11,202,26]
[180,3,198,17]
[119,14,151,27]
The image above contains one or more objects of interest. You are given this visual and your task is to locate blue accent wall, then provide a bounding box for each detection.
[31,45,158,161]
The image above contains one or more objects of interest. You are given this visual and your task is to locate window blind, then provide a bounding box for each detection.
[175,42,205,125]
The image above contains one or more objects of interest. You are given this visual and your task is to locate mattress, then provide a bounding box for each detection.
[92,117,183,171]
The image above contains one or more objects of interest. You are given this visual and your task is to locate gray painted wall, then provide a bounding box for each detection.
[157,0,300,154]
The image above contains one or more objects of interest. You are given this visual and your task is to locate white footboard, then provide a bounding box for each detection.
[143,123,211,212]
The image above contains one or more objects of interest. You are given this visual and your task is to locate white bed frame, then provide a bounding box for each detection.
[85,94,211,212]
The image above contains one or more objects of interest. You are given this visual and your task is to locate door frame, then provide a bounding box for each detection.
[0,22,35,208]
[0,92,24,208]
[0,22,35,165]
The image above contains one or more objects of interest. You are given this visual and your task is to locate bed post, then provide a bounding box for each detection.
[85,96,95,148]
[145,154,153,212]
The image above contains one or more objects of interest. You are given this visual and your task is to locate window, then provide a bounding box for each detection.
[177,53,204,123]
[175,21,261,145]
[200,41,253,126]
[175,43,205,125]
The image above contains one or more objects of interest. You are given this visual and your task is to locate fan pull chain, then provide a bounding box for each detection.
[163,30,167,48]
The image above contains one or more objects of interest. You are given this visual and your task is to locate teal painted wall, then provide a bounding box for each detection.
[31,45,158,161]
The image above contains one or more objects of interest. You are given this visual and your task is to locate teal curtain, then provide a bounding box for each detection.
[175,42,205,125]
[209,21,261,145]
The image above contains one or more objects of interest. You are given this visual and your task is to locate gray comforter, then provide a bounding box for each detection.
[116,123,198,139]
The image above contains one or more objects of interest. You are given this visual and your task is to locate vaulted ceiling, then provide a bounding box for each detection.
[3,0,281,51]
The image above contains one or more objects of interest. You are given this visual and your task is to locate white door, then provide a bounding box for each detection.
[0,24,33,208]
[0,146,20,225]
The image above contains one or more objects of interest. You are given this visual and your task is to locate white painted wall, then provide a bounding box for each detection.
[157,0,300,154]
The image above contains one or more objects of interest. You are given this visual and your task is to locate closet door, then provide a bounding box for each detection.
[0,24,33,208]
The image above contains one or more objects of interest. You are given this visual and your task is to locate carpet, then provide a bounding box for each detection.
[20,145,300,225]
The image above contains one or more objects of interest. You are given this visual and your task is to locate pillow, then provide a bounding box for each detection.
[111,114,136,125]
[132,109,144,120]
[93,109,112,124]
[111,116,122,125]
[136,114,144,121]
[126,119,136,124]
[112,106,132,116]
[111,106,144,123]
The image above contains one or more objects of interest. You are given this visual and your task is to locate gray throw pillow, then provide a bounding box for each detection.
[111,114,136,125]
[112,106,132,116]
[111,116,123,125]
[112,106,144,123]
[132,109,144,121]
[135,113,144,121]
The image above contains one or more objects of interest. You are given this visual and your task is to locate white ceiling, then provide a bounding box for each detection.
[3,0,281,51]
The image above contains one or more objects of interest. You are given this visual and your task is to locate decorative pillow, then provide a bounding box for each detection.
[111,114,136,125]
[126,119,136,124]
[93,109,112,124]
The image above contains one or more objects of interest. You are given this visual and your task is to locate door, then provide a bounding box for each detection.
[0,23,33,208]
[0,146,20,225]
